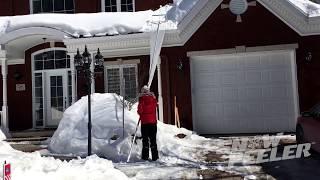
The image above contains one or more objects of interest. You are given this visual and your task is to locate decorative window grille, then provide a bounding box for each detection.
[105,65,138,100]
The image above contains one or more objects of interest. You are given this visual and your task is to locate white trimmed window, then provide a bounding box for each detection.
[105,62,138,100]
[101,0,135,12]
[30,0,75,14]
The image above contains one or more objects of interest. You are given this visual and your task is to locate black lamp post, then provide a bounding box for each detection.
[74,45,104,156]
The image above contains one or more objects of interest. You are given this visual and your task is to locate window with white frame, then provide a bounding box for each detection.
[31,0,75,14]
[102,0,134,12]
[105,64,138,100]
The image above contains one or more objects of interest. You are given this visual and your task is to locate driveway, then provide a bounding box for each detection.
[261,151,320,180]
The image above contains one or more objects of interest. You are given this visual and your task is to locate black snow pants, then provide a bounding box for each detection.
[141,124,159,161]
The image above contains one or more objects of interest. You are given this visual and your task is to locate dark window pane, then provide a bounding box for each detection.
[55,50,66,59]
[33,0,42,13]
[47,51,54,60]
[54,0,64,11]
[65,0,74,10]
[105,7,112,12]
[35,54,43,60]
[58,97,63,106]
[51,97,57,107]
[57,87,63,96]
[127,0,132,3]
[121,0,126,4]
[44,60,54,69]
[127,5,133,12]
[43,0,54,12]
[35,88,43,97]
[111,0,116,5]
[57,77,62,86]
[56,59,66,69]
[35,76,42,87]
[35,61,43,70]
[106,0,111,6]
[112,6,117,12]
[51,87,57,97]
[121,5,127,12]
[50,76,57,86]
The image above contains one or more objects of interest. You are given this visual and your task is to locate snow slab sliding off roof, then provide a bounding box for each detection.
[0,0,199,39]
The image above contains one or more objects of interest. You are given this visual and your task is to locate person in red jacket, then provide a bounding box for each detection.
[137,85,159,161]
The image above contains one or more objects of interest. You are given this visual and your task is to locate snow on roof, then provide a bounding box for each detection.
[0,0,199,40]
[287,0,320,17]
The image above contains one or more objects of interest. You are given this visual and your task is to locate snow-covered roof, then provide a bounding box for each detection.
[0,0,199,41]
[1,0,320,59]
[287,0,320,17]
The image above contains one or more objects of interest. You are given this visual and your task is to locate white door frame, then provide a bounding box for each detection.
[45,70,68,127]
[31,47,71,128]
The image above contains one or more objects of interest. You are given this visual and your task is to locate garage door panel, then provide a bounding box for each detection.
[191,51,298,134]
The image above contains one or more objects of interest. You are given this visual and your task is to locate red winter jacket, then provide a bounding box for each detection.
[137,93,158,124]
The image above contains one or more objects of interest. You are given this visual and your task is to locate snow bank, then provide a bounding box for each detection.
[49,93,210,163]
[0,129,6,141]
[0,140,128,180]
[288,0,320,17]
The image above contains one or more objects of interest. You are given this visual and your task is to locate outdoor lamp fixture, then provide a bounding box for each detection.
[74,45,104,156]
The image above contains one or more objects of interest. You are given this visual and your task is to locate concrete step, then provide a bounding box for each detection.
[10,129,55,138]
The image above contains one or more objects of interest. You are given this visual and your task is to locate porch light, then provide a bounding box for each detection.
[74,45,104,156]
[94,48,104,67]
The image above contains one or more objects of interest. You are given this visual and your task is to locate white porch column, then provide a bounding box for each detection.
[90,53,95,94]
[69,53,77,104]
[157,57,164,123]
[0,50,8,130]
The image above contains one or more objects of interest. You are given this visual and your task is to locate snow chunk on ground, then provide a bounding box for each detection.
[49,93,211,163]
[0,140,128,180]
[288,0,320,17]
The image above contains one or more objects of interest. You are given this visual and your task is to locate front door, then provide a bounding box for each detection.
[45,70,68,127]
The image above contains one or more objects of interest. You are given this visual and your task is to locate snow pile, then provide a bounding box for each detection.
[0,129,6,141]
[0,0,201,38]
[0,140,128,180]
[288,0,320,17]
[49,93,217,163]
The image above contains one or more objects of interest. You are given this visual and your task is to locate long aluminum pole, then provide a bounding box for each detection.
[122,78,125,138]
[88,69,92,156]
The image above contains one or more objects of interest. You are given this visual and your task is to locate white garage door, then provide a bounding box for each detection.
[190,50,299,134]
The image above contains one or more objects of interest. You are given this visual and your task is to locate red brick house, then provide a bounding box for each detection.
[1,0,320,135]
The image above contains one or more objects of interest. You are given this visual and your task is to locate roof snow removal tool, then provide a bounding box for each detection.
[221,0,256,22]
[3,161,11,180]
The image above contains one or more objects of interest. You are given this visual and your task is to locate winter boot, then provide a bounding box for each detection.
[141,147,149,160]
[151,146,159,161]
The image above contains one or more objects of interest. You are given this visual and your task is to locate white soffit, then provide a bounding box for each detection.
[258,0,320,36]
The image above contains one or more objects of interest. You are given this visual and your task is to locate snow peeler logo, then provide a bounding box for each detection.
[227,133,312,167]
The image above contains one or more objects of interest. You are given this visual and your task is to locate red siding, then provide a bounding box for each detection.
[160,2,320,130]
[0,0,170,16]
[6,42,68,131]
[135,0,173,11]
